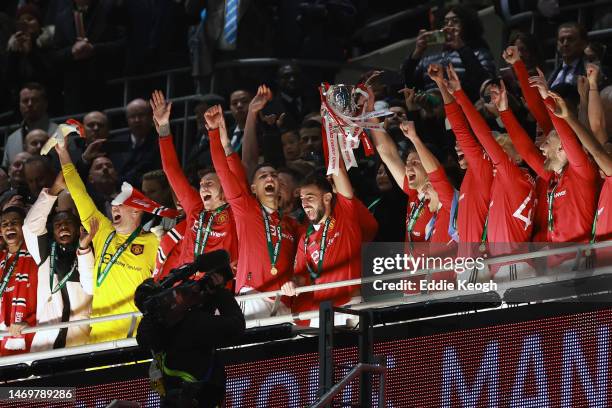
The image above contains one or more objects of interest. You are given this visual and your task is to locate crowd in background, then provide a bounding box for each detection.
[0,0,612,357]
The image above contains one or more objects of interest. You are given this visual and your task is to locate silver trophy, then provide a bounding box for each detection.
[321,84,391,175]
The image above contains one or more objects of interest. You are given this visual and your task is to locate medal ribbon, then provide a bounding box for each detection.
[547,173,563,232]
[304,217,332,282]
[97,226,142,287]
[49,242,78,294]
[194,204,229,258]
[406,197,426,242]
[260,205,282,273]
[367,197,382,211]
[0,251,20,298]
[590,209,599,244]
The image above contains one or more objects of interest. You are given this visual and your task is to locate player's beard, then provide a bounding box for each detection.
[312,206,326,225]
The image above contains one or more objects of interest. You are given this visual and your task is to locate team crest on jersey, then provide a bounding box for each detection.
[328,217,336,231]
[131,244,144,255]
[215,210,228,225]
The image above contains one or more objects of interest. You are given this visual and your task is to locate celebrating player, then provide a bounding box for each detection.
[0,206,38,355]
[23,174,94,351]
[281,149,377,326]
[56,140,159,343]
[207,104,299,319]
[151,90,238,276]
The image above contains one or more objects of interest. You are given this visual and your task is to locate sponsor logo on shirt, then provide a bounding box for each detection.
[131,244,144,255]
[598,207,604,216]
[215,210,229,225]
[459,194,465,201]
[554,190,566,199]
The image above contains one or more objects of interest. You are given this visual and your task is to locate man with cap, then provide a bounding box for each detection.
[55,139,165,344]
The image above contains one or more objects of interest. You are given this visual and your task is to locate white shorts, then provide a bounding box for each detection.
[309,296,363,328]
[238,287,290,320]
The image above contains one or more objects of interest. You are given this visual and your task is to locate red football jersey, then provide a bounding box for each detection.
[455,90,536,243]
[159,136,239,266]
[209,129,298,294]
[294,194,364,309]
[402,176,434,243]
[445,101,493,243]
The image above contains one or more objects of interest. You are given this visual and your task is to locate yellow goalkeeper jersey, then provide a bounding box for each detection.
[62,163,159,344]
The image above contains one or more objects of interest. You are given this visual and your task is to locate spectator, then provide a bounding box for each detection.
[264,64,319,127]
[0,168,10,195]
[402,5,496,102]
[8,152,33,190]
[3,83,58,167]
[508,31,543,74]
[24,129,49,155]
[111,0,189,75]
[548,22,588,89]
[53,0,125,113]
[281,129,302,163]
[368,162,407,242]
[24,155,56,202]
[185,0,274,94]
[83,111,110,143]
[5,4,56,107]
[87,156,119,218]
[299,118,324,165]
[227,89,252,152]
[110,99,161,187]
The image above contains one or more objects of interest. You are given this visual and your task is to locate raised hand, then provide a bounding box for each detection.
[427,64,445,84]
[364,85,376,113]
[204,105,226,130]
[413,29,429,59]
[502,46,521,65]
[81,139,106,164]
[398,87,418,112]
[249,84,272,113]
[489,81,508,112]
[445,64,461,94]
[399,121,419,142]
[577,75,589,102]
[80,218,99,248]
[528,67,549,99]
[149,90,172,132]
[586,63,600,88]
[546,91,570,118]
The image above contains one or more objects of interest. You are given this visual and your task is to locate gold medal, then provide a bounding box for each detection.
[479,243,486,253]
[270,266,278,275]
[47,295,53,303]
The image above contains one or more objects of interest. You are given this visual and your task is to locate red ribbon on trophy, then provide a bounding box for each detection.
[320,82,391,175]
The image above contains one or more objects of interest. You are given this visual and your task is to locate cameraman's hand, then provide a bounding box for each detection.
[280,281,298,297]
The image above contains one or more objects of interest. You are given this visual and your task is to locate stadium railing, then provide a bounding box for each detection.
[1,239,611,367]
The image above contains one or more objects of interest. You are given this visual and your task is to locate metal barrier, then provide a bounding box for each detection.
[1,240,610,345]
[107,67,192,106]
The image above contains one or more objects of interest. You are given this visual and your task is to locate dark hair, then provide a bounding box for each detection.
[300,119,322,130]
[25,155,52,169]
[1,206,26,219]
[300,173,333,194]
[253,162,277,176]
[558,22,588,41]
[20,82,47,100]
[586,41,606,62]
[509,30,543,70]
[143,169,170,188]
[197,167,217,179]
[441,5,486,48]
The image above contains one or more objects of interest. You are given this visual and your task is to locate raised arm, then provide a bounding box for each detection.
[529,71,595,176]
[55,138,110,233]
[23,186,60,265]
[400,121,439,173]
[548,91,612,176]
[242,85,272,180]
[490,81,550,179]
[151,90,200,214]
[447,65,507,166]
[206,105,249,201]
[366,88,406,189]
[428,64,488,170]
[333,150,354,199]
[586,63,607,145]
[503,46,553,135]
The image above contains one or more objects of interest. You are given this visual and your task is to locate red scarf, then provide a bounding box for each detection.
[0,243,38,355]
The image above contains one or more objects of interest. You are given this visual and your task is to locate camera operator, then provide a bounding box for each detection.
[135,250,245,408]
